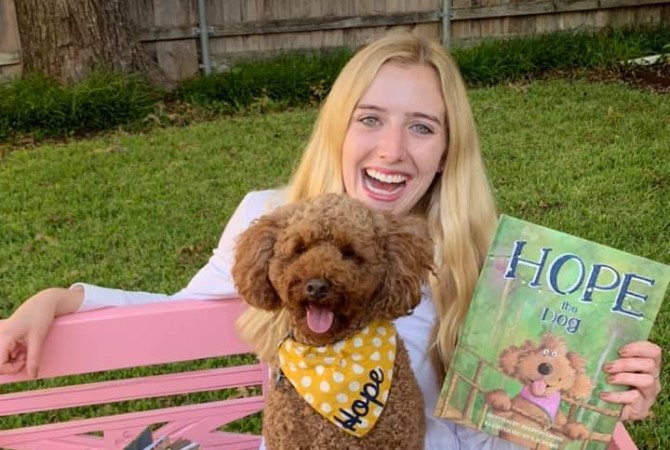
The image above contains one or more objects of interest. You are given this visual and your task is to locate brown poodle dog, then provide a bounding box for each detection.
[232,194,432,450]
[485,333,592,449]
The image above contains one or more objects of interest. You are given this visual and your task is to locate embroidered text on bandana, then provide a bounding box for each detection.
[277,320,397,437]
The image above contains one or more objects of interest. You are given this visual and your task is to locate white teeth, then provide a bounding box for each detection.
[365,169,407,184]
[364,178,403,195]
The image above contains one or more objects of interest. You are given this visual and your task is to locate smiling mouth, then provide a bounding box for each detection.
[363,168,408,195]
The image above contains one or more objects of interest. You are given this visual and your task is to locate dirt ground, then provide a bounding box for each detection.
[618,59,670,94]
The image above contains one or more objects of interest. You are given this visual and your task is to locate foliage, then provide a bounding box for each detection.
[174,47,354,109]
[0,72,159,139]
[453,25,670,86]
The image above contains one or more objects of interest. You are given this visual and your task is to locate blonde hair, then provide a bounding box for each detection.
[237,31,497,379]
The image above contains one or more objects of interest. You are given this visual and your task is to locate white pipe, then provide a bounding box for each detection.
[442,0,452,48]
[197,0,212,75]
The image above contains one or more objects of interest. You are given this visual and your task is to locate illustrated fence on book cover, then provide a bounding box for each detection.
[435,215,670,450]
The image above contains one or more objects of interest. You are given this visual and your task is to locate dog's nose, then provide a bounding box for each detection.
[538,362,553,375]
[305,278,329,299]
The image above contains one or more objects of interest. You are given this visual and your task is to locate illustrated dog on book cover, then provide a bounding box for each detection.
[485,333,592,449]
[232,194,431,450]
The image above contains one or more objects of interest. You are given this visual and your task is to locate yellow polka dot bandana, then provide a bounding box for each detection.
[277,320,397,437]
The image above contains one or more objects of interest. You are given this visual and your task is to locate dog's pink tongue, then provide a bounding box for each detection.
[307,305,334,334]
[532,379,548,397]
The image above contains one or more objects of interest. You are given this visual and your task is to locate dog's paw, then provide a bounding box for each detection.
[562,422,590,440]
[529,411,552,429]
[485,390,511,411]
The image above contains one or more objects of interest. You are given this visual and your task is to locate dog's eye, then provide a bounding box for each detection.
[294,242,306,255]
[341,245,356,260]
[542,349,550,356]
[551,351,557,357]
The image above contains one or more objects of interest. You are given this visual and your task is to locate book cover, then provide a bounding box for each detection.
[434,215,670,449]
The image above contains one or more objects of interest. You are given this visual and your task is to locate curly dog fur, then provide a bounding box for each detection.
[485,333,592,449]
[232,194,432,450]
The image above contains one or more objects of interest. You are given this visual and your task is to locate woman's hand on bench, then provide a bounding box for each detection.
[0,286,83,377]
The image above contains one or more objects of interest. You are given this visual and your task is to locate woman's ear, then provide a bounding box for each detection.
[232,213,283,310]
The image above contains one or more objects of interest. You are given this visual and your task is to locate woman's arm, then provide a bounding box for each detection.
[0,189,285,376]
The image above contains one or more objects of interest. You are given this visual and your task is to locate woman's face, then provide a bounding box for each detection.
[342,62,447,216]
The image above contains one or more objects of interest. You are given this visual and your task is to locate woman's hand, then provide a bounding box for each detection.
[600,341,662,421]
[0,287,83,378]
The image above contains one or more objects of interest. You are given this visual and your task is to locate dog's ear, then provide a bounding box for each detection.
[563,351,593,400]
[232,211,284,310]
[499,341,534,376]
[376,212,434,319]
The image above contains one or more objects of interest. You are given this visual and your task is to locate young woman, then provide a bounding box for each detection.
[0,32,661,448]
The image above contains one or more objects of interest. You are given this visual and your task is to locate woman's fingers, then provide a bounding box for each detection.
[618,341,662,367]
[604,371,659,394]
[604,357,658,377]
[599,341,663,421]
[600,389,654,421]
[0,336,26,375]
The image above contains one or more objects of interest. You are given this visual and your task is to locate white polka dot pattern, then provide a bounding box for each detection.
[276,319,397,437]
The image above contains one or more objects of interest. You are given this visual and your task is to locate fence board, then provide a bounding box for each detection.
[1,0,668,82]
[0,51,19,66]
[0,0,21,80]
[140,11,441,42]
[153,0,198,82]
[452,0,669,20]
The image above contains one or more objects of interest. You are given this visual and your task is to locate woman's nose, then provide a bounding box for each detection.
[375,124,406,162]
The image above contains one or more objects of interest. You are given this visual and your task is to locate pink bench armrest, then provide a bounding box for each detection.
[0,299,253,382]
[0,299,268,450]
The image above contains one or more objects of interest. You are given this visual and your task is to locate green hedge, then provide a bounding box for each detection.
[0,72,159,140]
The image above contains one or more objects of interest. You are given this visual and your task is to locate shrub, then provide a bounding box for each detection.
[0,72,158,139]
[175,47,354,109]
[453,26,670,86]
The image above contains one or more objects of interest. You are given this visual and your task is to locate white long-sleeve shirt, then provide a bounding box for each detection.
[74,189,520,450]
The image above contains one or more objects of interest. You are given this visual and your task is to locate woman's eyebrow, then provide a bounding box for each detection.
[355,104,442,126]
[411,112,443,126]
[355,104,384,112]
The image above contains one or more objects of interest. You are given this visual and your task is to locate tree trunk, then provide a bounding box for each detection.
[14,0,163,85]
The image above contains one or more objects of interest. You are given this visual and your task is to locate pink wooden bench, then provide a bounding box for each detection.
[0,299,267,449]
[0,299,637,449]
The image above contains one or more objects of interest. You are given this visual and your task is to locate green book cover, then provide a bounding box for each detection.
[434,215,670,449]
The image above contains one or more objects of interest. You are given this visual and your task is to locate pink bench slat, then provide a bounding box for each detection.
[0,364,263,415]
[0,391,263,448]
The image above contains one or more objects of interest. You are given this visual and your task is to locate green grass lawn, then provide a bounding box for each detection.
[1,79,669,448]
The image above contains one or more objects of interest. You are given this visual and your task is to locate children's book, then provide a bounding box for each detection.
[434,215,670,450]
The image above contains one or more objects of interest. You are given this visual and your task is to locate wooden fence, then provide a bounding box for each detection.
[1,0,669,82]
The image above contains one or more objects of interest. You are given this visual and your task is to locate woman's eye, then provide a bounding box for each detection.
[360,116,380,127]
[411,123,433,135]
